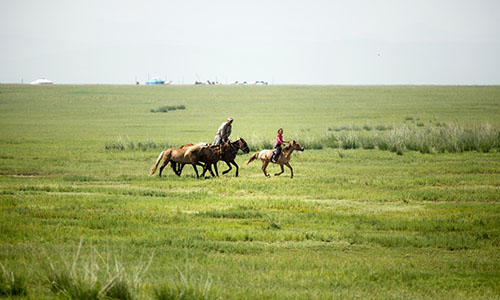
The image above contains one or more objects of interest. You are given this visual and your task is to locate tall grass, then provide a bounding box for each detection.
[269,123,500,155]
[0,264,28,297]
[41,241,153,300]
[105,124,499,155]
[105,137,174,151]
[248,135,274,152]
[153,269,218,300]
[373,123,500,154]
[151,105,186,113]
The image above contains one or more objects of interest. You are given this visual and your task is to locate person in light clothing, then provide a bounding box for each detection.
[213,118,233,146]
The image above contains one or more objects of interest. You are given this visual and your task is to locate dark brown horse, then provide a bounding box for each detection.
[220,138,250,177]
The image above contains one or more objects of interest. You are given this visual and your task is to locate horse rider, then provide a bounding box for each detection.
[213,117,233,146]
[271,128,289,162]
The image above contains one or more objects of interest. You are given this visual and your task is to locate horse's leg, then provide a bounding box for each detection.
[222,160,232,175]
[176,163,186,176]
[198,162,208,177]
[262,160,270,177]
[214,162,219,177]
[207,164,216,177]
[192,164,199,178]
[231,160,239,177]
[159,159,169,177]
[199,162,214,178]
[171,162,178,175]
[274,164,285,176]
[285,162,294,178]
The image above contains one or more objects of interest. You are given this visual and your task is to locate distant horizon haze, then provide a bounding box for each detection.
[1,0,500,85]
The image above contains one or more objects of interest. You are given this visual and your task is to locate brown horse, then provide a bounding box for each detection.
[178,139,248,177]
[245,140,304,178]
[220,138,249,177]
[149,144,210,178]
[178,143,224,177]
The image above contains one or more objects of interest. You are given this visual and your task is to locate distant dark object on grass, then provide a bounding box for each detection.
[151,105,186,113]
[375,124,393,131]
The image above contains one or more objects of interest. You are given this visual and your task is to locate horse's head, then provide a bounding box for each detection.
[289,140,305,152]
[237,138,250,153]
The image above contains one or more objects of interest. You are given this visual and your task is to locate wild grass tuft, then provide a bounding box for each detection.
[359,134,376,149]
[105,137,173,151]
[248,136,274,152]
[0,264,28,297]
[375,124,394,131]
[40,241,152,300]
[295,137,323,150]
[266,215,282,230]
[151,106,169,113]
[153,269,218,300]
[104,138,125,151]
[200,208,263,219]
[338,132,360,149]
[151,105,186,113]
[322,134,340,148]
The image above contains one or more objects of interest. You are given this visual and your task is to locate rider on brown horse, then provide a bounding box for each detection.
[213,117,233,146]
[271,128,289,163]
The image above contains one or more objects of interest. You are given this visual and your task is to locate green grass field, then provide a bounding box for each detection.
[1,85,499,299]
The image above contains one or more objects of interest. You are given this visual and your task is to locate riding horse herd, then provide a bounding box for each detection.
[149,138,305,178]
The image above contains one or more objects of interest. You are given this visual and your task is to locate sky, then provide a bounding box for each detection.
[1,0,500,85]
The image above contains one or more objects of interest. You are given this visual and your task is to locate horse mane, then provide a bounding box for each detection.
[283,140,296,151]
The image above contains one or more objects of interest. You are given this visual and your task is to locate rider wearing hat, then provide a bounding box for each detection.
[213,117,233,146]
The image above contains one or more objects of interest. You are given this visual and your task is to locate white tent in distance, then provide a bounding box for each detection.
[30,78,53,85]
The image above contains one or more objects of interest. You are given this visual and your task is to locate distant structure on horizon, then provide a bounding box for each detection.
[145,77,165,85]
[30,78,53,85]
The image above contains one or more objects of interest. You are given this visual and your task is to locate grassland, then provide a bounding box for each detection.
[0,84,499,299]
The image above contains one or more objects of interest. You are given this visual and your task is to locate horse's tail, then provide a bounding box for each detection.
[149,151,165,175]
[245,152,259,165]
